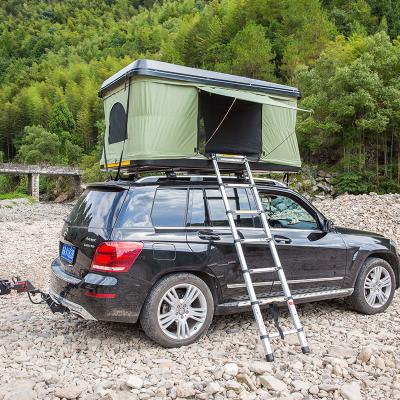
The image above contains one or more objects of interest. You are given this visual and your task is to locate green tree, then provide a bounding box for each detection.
[48,101,75,134]
[226,23,275,80]
[281,0,336,80]
[323,0,376,36]
[296,31,400,183]
[17,126,61,165]
[367,0,400,38]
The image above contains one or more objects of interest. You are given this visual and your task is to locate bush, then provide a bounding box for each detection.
[39,176,57,197]
[0,175,17,194]
[38,176,77,201]
[15,176,28,194]
[334,172,400,195]
[333,172,371,194]
[0,192,34,201]
[80,151,107,183]
[376,178,400,194]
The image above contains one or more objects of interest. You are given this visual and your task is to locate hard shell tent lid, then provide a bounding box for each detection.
[100,59,304,172]
[99,59,301,98]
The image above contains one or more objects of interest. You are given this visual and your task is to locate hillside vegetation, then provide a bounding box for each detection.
[1,0,400,194]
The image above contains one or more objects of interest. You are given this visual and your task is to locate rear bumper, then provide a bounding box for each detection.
[49,289,97,320]
[49,258,142,323]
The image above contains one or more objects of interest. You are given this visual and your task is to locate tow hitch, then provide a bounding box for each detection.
[0,277,69,314]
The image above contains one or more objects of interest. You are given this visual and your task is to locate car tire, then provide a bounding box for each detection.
[140,273,214,347]
[350,257,395,315]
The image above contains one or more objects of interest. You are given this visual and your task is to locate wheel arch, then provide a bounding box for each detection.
[172,269,222,307]
[139,269,223,317]
[364,252,399,288]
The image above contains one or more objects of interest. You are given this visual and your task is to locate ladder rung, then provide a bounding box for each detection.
[240,238,271,245]
[248,267,277,274]
[269,329,298,339]
[259,296,286,305]
[231,210,261,215]
[224,183,252,189]
[215,155,246,164]
[237,296,286,307]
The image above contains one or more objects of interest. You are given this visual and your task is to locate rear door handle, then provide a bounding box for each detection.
[274,235,292,244]
[198,230,221,241]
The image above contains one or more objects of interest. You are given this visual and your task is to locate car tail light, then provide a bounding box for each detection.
[90,241,144,273]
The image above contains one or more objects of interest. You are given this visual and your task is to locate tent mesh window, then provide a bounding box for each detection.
[198,90,262,158]
[108,102,127,144]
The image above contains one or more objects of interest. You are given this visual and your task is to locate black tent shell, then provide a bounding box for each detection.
[99,59,301,99]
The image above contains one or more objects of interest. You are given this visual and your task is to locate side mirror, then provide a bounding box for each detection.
[323,219,334,232]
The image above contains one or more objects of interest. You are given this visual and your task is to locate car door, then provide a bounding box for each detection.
[249,188,348,295]
[146,187,192,274]
[185,186,258,301]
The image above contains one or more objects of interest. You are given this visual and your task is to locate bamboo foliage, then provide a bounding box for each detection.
[0,0,399,191]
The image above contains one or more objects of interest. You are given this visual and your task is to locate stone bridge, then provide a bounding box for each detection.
[0,163,82,201]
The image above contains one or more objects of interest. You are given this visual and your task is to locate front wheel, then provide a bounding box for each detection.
[140,273,214,347]
[350,257,395,315]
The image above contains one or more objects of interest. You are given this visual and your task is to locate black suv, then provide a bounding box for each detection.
[50,175,399,347]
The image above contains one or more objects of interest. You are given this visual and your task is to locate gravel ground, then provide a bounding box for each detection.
[0,195,399,400]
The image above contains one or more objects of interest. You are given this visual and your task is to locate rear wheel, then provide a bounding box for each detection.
[140,273,214,347]
[350,257,395,314]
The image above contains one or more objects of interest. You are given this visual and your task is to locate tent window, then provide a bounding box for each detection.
[198,91,262,158]
[108,102,127,144]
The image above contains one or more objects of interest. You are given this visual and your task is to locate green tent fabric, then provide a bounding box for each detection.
[262,98,301,167]
[198,85,309,112]
[100,61,306,171]
[103,79,198,164]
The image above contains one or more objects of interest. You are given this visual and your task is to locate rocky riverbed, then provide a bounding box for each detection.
[0,195,399,400]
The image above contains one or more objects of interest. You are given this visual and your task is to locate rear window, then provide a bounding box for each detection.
[67,188,126,229]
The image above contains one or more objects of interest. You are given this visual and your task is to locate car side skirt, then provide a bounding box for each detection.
[215,288,354,315]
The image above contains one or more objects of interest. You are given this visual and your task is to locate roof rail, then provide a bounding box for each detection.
[135,175,286,187]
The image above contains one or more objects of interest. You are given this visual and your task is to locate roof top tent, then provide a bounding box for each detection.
[99,59,305,173]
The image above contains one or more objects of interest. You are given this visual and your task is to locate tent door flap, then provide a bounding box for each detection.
[198,90,262,158]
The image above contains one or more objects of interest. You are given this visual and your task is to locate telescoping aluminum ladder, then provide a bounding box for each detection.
[211,154,310,362]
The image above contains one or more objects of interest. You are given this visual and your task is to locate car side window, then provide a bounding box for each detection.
[205,188,254,227]
[151,188,188,227]
[257,192,319,230]
[115,186,155,228]
[188,189,209,227]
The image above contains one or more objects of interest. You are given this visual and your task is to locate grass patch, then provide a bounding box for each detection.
[0,192,35,202]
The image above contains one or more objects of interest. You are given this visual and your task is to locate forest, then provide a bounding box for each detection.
[1,0,400,195]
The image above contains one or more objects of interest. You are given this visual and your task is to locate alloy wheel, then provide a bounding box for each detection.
[364,265,392,308]
[157,283,208,340]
